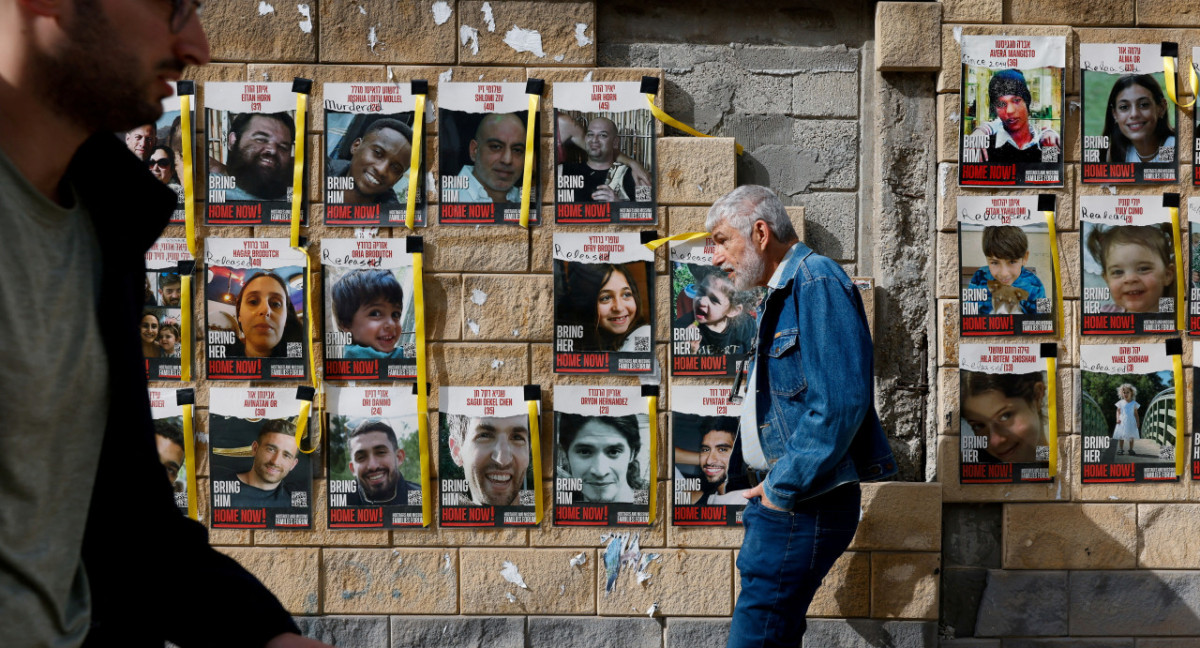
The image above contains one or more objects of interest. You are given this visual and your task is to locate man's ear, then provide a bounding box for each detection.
[227,131,237,150]
[349,137,363,156]
[752,219,771,252]
[468,139,478,163]
[396,448,406,465]
[448,436,463,466]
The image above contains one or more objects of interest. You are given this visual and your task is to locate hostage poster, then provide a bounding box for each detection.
[209,387,313,529]
[1189,198,1200,335]
[439,386,537,527]
[149,387,192,515]
[120,81,192,223]
[672,385,747,525]
[958,344,1052,483]
[669,237,761,375]
[553,81,656,224]
[143,237,193,380]
[327,385,423,528]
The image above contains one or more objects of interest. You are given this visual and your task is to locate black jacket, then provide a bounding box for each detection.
[74,134,299,647]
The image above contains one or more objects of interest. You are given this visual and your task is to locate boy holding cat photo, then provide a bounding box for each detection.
[966,225,1046,315]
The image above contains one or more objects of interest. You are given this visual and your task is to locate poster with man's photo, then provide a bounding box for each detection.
[438,82,539,225]
[957,196,1055,336]
[1081,344,1178,483]
[120,81,192,223]
[205,82,300,225]
[321,239,416,380]
[959,35,1065,187]
[149,387,192,515]
[672,385,746,525]
[143,237,193,380]
[554,385,650,527]
[323,83,425,227]
[1080,43,1178,184]
[1080,195,1178,335]
[958,344,1052,483]
[205,239,307,380]
[439,386,536,527]
[669,238,761,375]
[553,232,655,374]
[1193,47,1200,186]
[326,386,423,528]
[553,81,655,224]
[209,387,313,529]
[1187,198,1200,335]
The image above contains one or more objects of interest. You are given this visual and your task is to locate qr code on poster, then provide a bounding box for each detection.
[1159,297,1175,312]
[633,490,649,505]
[518,490,535,506]
[635,186,652,202]
[1036,298,1051,314]
[634,336,650,352]
[1041,146,1060,163]
[408,490,423,506]
[287,342,303,358]
[291,491,308,507]
[403,342,416,357]
[1036,446,1049,461]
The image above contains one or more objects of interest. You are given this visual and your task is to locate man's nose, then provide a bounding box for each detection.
[491,439,513,465]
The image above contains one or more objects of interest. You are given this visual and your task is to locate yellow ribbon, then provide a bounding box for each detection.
[1173,352,1186,476]
[528,398,544,524]
[644,94,744,155]
[1045,354,1058,478]
[182,401,198,520]
[644,231,709,251]
[647,393,658,524]
[181,94,196,257]
[405,94,426,230]
[290,92,308,247]
[294,399,312,451]
[295,251,322,455]
[1163,56,1198,108]
[519,93,539,228]
[1170,206,1186,332]
[180,273,192,382]
[1043,210,1064,337]
[412,250,432,526]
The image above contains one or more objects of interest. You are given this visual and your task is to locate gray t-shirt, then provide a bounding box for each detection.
[0,146,110,648]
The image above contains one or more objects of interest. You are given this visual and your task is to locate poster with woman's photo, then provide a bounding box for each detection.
[143,237,193,380]
[149,387,192,515]
[957,196,1055,336]
[672,385,746,525]
[958,344,1052,483]
[554,385,650,526]
[205,239,307,380]
[959,35,1065,187]
[1080,196,1178,335]
[438,82,539,225]
[1081,343,1178,483]
[669,238,761,375]
[120,81,192,223]
[553,232,655,374]
[553,81,655,224]
[324,83,425,227]
[321,239,416,380]
[1187,198,1200,335]
[209,387,313,529]
[205,82,300,225]
[327,386,423,528]
[439,386,536,527]
[1080,43,1177,184]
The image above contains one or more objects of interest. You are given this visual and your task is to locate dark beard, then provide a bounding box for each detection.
[699,473,726,495]
[227,139,290,200]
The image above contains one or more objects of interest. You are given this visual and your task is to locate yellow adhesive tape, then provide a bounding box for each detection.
[647,394,658,525]
[413,251,432,525]
[1171,207,1186,332]
[181,274,192,382]
[406,94,426,230]
[1045,356,1058,478]
[290,92,308,247]
[182,402,198,520]
[645,94,743,155]
[181,94,196,257]
[1174,353,1186,476]
[644,231,709,251]
[528,399,544,524]
[1163,57,1198,108]
[1043,211,1064,337]
[520,94,539,228]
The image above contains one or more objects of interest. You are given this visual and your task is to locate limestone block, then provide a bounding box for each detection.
[425,273,463,341]
[940,0,1003,23]
[1069,571,1200,635]
[530,480,667,547]
[392,523,529,548]
[528,617,661,648]
[296,615,389,646]
[852,482,942,551]
[943,503,1003,568]
[938,367,960,437]
[667,207,709,235]
[319,0,455,64]
[939,93,961,163]
[804,620,938,647]
[870,552,940,620]
[974,570,1068,636]
[938,299,959,366]
[667,523,745,549]
[323,548,457,614]
[201,1,315,62]
[460,548,597,614]
[1059,232,1079,299]
[664,618,730,648]
[657,138,738,206]
[937,165,1077,232]
[456,2,595,66]
[1004,503,1136,569]
[530,67,665,136]
[426,342,529,388]
[389,616,525,648]
[853,276,875,338]
[244,64,387,131]
[1138,0,1200,25]
[940,26,1076,95]
[732,73,792,115]
[255,480,390,547]
[938,435,1074,503]
[790,121,859,191]
[793,71,860,119]
[809,551,871,618]
[1138,504,1200,568]
[422,211,530,271]
[940,567,988,638]
[790,194,849,260]
[218,547,320,613]
[598,548,732,616]
[1006,0,1134,26]
[462,274,553,341]
[937,232,960,299]
[875,3,943,72]
[197,477,251,545]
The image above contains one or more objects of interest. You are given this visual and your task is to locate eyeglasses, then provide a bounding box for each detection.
[166,0,203,33]
[148,158,172,169]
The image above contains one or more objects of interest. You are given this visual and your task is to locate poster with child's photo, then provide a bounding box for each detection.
[439,386,537,527]
[959,35,1064,187]
[957,196,1055,336]
[149,387,193,516]
[1186,197,1200,335]
[958,344,1052,483]
[326,385,423,528]
[553,81,656,224]
[209,387,313,529]
[205,239,308,380]
[321,239,417,380]
[1081,343,1178,483]
[1080,43,1178,184]
[553,232,655,374]
[554,385,651,527]
[143,237,193,380]
[119,81,192,223]
[324,83,426,227]
[672,385,747,525]
[1080,195,1179,335]
[669,237,762,375]
[438,82,539,225]
[205,82,301,225]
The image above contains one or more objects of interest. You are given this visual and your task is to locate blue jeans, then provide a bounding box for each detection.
[727,483,861,648]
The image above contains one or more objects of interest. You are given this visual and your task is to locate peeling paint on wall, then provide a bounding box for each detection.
[500,561,528,588]
[574,23,592,47]
[583,71,593,83]
[470,289,488,305]
[431,1,452,25]
[467,319,480,335]
[296,4,311,33]
[368,26,381,53]
[490,359,505,369]
[481,2,496,32]
[439,69,453,83]
[569,552,587,567]
[460,25,480,56]
[503,26,545,58]
[258,2,275,16]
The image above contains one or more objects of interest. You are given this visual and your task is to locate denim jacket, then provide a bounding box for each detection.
[751,241,897,510]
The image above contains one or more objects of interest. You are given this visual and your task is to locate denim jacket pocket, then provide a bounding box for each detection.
[766,330,806,398]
